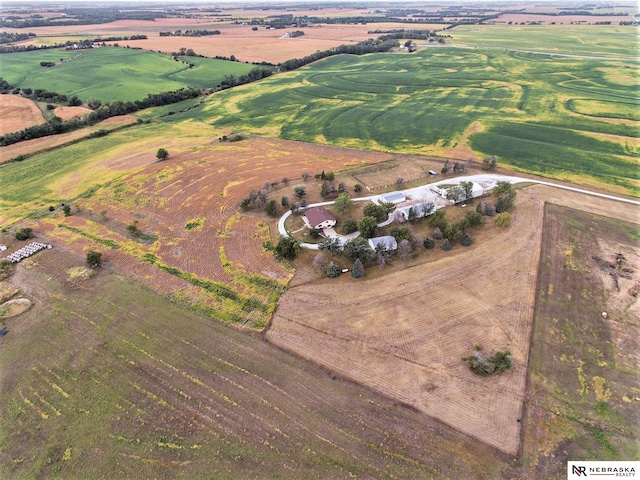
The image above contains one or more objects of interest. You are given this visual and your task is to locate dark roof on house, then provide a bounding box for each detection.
[304,206,336,227]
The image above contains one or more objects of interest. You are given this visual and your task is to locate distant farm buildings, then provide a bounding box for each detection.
[302,206,336,230]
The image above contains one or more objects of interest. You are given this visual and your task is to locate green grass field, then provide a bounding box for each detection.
[176,45,638,195]
[0,47,256,102]
[448,25,636,58]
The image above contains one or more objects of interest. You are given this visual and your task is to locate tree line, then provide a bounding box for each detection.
[279,37,399,71]
[160,30,220,37]
[0,36,147,54]
[0,8,163,28]
[0,87,202,147]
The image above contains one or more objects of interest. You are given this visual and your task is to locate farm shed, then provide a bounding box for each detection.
[302,206,336,230]
[377,191,406,205]
[395,201,436,221]
[469,182,484,199]
[368,236,398,251]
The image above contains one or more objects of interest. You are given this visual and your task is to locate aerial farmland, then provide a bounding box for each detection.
[0,1,638,479]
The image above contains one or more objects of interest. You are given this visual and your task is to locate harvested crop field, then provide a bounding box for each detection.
[267,185,640,454]
[0,247,512,479]
[0,95,44,135]
[34,135,391,328]
[521,203,640,475]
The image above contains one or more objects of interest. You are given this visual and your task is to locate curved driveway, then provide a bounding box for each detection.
[278,174,640,250]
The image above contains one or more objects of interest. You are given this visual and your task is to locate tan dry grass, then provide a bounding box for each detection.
[267,185,640,454]
[0,95,45,136]
[54,105,93,121]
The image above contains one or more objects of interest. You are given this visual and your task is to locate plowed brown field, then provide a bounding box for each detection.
[0,95,44,135]
[39,136,390,328]
[267,185,640,454]
[2,18,446,64]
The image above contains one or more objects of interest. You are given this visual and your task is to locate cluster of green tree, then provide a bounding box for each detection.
[239,176,292,215]
[0,77,13,93]
[86,35,148,43]
[0,87,201,147]
[14,227,33,241]
[39,61,55,67]
[287,31,305,38]
[218,67,274,90]
[0,8,164,28]
[7,86,79,105]
[160,30,220,37]
[0,32,35,44]
[279,37,399,71]
[0,37,143,54]
[462,349,513,376]
[526,10,628,16]
[372,29,449,41]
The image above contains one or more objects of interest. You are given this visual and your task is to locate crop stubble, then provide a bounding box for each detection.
[267,185,640,454]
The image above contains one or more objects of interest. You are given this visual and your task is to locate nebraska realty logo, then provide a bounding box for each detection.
[568,461,639,478]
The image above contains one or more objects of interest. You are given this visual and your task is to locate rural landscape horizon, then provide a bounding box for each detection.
[0,0,638,478]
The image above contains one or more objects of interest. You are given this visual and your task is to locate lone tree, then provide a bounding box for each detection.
[462,349,513,376]
[15,227,33,241]
[428,209,447,231]
[325,262,342,278]
[397,239,412,260]
[343,237,374,263]
[333,192,353,215]
[423,238,435,249]
[274,235,299,260]
[482,155,497,171]
[341,218,358,235]
[62,204,71,216]
[294,186,306,199]
[460,181,474,204]
[358,216,378,239]
[351,258,365,278]
[493,181,516,211]
[460,233,472,247]
[86,249,102,268]
[441,238,451,251]
[495,212,511,227]
[156,148,169,161]
[264,199,278,217]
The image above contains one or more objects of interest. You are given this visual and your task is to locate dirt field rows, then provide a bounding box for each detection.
[28,135,391,327]
[0,248,511,479]
[267,185,640,454]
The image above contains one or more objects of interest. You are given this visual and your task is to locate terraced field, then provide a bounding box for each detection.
[181,46,639,196]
